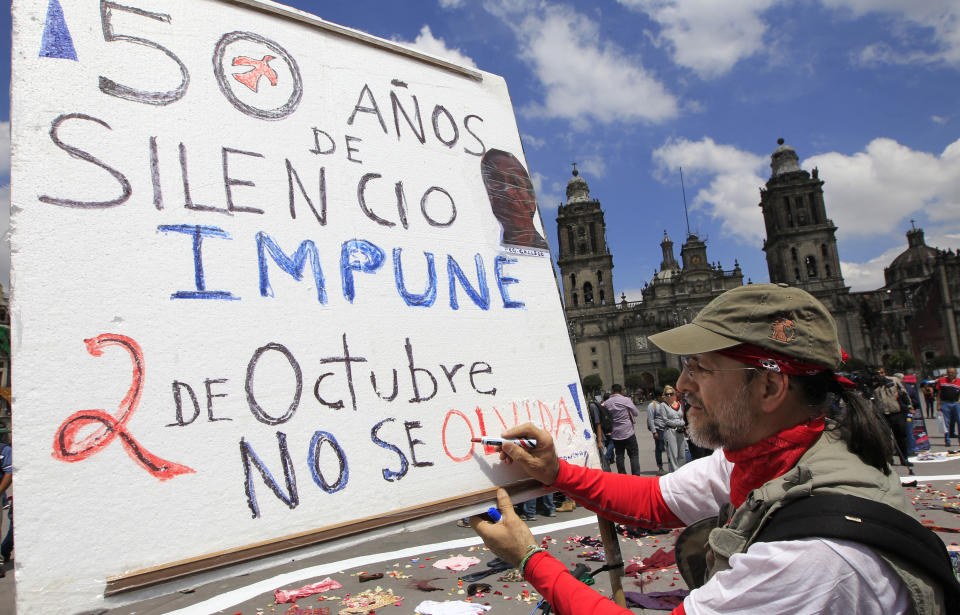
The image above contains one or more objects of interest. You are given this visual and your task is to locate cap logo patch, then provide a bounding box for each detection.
[769,316,796,343]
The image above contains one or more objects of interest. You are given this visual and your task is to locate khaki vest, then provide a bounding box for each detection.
[675,429,945,614]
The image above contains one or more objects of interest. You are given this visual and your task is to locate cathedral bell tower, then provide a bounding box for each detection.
[759,138,868,361]
[760,139,845,295]
[660,231,679,272]
[556,167,614,309]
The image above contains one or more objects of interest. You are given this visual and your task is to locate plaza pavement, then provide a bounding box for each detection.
[2,408,959,614]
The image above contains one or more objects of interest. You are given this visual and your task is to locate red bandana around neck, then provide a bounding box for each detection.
[724,415,825,508]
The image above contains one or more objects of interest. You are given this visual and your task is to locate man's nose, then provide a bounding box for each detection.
[677,366,695,394]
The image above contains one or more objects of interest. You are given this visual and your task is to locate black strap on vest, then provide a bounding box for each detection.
[754,493,960,613]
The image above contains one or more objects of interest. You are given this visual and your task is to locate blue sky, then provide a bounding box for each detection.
[2,0,959,297]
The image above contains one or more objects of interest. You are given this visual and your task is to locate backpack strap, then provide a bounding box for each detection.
[754,493,960,610]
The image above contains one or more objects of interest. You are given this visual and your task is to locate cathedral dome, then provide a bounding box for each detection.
[770,138,802,177]
[566,169,591,203]
[654,267,677,282]
[885,227,937,285]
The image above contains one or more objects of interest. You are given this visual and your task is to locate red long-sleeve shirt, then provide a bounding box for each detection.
[524,460,686,615]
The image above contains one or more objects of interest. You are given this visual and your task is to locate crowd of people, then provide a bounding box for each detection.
[585,361,958,481]
[587,382,713,478]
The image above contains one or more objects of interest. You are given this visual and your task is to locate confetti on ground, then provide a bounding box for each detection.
[338,587,403,615]
[275,578,344,604]
[432,556,482,572]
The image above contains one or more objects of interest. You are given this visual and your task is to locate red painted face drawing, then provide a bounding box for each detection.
[481,149,549,249]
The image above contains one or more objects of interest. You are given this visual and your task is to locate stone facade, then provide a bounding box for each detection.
[759,139,869,360]
[853,226,960,369]
[557,171,742,390]
[557,140,958,390]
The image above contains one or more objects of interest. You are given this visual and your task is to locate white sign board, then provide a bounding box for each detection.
[10,0,598,612]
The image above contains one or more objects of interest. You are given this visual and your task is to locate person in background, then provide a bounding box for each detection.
[893,373,917,457]
[589,395,615,466]
[903,374,932,454]
[658,385,687,472]
[520,493,556,521]
[646,389,665,475]
[937,367,960,448]
[555,491,577,513]
[603,384,642,476]
[922,381,937,418]
[869,367,914,472]
[900,374,923,411]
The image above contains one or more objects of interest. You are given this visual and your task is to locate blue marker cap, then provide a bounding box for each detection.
[486,507,502,522]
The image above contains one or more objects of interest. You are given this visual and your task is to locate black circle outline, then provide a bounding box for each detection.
[213,31,303,120]
[245,343,303,425]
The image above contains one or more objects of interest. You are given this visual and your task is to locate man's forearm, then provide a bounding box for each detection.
[553,460,683,528]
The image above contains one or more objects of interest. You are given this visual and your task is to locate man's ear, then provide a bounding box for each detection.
[756,370,790,415]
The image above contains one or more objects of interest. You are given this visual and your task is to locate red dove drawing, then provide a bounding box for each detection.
[232,55,278,92]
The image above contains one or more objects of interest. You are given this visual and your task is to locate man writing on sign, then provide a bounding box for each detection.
[470,283,952,614]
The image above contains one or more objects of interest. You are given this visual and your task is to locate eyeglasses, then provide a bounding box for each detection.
[681,355,758,382]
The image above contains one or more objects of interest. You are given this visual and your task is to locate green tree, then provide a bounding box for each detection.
[658,367,680,387]
[624,373,645,393]
[884,349,916,372]
[582,374,603,395]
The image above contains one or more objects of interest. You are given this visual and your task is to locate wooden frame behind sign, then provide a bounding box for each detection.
[105,478,542,595]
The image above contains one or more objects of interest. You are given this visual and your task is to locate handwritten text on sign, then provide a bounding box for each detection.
[13,3,592,611]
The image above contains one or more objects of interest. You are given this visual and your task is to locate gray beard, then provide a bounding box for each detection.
[685,381,754,451]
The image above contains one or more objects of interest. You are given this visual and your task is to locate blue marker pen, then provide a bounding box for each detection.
[483,507,502,522]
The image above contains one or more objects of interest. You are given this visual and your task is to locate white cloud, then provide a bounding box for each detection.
[532,170,564,212]
[618,0,777,78]
[394,25,477,69]
[620,286,646,302]
[652,136,960,292]
[933,115,949,125]
[615,1,960,74]
[438,0,466,8]
[579,156,607,178]
[0,122,9,179]
[530,170,546,200]
[489,3,679,125]
[803,137,960,239]
[521,133,546,149]
[840,246,900,292]
[652,137,767,242]
[822,0,960,67]
[653,136,960,248]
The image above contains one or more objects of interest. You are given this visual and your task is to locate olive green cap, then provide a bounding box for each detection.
[648,283,843,369]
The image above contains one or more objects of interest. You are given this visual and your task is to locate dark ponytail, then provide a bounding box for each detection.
[792,371,892,475]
